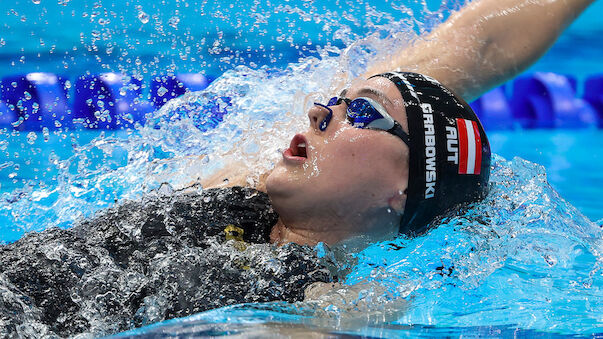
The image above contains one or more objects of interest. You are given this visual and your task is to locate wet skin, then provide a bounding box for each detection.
[266,76,412,246]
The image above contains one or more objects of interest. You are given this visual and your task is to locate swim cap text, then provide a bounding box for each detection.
[421,103,436,199]
[446,126,458,164]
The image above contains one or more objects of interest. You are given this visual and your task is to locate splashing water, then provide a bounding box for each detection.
[341,155,601,334]
[0,0,601,337]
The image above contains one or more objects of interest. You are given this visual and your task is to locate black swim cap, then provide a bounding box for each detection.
[371,71,491,235]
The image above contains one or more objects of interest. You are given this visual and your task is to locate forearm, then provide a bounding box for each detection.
[366,0,595,101]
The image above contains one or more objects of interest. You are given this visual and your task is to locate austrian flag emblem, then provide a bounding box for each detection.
[456,118,482,175]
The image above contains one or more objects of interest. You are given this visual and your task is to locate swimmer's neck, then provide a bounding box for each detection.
[270,219,321,246]
[269,217,398,249]
[269,219,349,247]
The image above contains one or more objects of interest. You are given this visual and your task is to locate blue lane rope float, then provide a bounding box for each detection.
[511,72,598,129]
[0,71,601,131]
[469,85,513,130]
[150,73,211,108]
[73,73,154,129]
[584,74,603,128]
[0,72,70,131]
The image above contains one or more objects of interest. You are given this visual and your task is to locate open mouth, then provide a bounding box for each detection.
[291,136,307,157]
[283,134,309,163]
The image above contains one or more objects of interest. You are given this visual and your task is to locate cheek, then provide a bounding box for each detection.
[331,128,382,163]
[313,129,390,185]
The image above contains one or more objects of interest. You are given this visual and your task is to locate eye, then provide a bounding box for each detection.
[347,98,373,118]
[345,98,383,128]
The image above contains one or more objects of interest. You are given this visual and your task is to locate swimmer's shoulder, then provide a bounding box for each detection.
[75,185,277,247]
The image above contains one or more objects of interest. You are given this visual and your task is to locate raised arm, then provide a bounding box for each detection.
[365,0,596,101]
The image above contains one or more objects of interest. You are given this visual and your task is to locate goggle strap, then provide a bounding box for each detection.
[389,121,410,147]
[338,97,352,106]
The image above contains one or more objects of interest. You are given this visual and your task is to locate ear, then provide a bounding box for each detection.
[387,188,407,215]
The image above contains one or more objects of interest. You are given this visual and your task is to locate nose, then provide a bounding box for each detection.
[308,103,333,132]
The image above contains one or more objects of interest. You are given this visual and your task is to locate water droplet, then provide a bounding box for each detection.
[11,82,17,88]
[244,187,258,198]
[157,86,168,97]
[168,16,180,29]
[26,131,37,144]
[42,127,50,142]
[157,182,174,195]
[32,0,41,4]
[11,117,24,127]
[23,91,32,100]
[138,11,149,24]
[203,196,211,203]
[48,151,58,164]
[544,254,557,266]
[72,118,85,125]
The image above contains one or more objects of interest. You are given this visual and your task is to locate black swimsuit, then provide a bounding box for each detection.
[0,187,335,338]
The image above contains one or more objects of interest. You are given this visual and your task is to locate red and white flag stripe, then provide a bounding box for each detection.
[456,118,482,175]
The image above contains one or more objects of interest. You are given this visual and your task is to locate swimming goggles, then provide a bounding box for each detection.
[314,96,410,147]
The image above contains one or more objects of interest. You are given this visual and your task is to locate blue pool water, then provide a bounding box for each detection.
[0,0,602,337]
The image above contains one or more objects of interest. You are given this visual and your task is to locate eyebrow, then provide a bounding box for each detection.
[337,87,393,111]
[356,87,393,107]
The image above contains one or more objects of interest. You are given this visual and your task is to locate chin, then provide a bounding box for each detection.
[265,165,309,209]
[266,162,303,193]
[265,166,290,198]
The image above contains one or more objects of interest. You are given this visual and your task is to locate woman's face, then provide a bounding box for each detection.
[266,76,410,244]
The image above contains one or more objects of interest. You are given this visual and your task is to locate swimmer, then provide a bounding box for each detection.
[0,0,596,337]
[205,0,597,247]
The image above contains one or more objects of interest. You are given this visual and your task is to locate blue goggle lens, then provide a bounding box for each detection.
[347,98,384,129]
[327,96,340,106]
[327,97,383,126]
